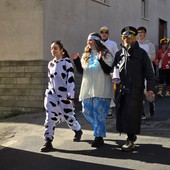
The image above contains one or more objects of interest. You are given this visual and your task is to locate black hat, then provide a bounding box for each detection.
[121,26,138,36]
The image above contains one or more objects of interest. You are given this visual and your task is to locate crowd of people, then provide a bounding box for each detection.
[40,25,170,152]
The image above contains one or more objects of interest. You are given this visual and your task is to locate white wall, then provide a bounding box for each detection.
[43,0,142,60]
[0,0,43,61]
[43,0,170,61]
[1,0,170,61]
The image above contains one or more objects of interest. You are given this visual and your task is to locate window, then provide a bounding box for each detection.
[159,19,167,48]
[98,0,106,3]
[141,0,148,19]
[92,0,110,6]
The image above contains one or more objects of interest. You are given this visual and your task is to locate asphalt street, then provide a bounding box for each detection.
[0,96,170,170]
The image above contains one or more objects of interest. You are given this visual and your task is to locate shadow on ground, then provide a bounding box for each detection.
[53,139,170,166]
[0,146,131,170]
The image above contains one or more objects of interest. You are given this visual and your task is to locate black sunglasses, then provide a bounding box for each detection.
[100,31,109,34]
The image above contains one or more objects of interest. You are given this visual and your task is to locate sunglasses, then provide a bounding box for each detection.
[100,31,109,34]
[122,34,135,40]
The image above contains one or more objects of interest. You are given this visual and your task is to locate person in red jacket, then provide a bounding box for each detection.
[154,37,170,97]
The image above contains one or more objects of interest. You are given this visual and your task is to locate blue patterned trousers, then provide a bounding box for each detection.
[82,97,110,137]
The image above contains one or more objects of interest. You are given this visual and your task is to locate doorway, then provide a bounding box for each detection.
[159,19,167,48]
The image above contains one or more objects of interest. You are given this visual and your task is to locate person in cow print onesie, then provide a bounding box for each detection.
[41,41,82,152]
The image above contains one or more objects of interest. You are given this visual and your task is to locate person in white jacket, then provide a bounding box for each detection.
[71,32,114,148]
[99,26,119,117]
[137,26,156,119]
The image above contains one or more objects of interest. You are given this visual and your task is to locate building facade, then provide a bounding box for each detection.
[0,0,170,116]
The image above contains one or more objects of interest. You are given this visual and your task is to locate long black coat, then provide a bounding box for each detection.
[114,41,155,134]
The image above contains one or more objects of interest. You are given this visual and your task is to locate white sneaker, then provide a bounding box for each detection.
[108,108,113,117]
[110,98,116,107]
[122,140,135,151]
[141,115,147,120]
[141,113,147,120]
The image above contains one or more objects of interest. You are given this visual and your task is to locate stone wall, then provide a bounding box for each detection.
[1,0,170,117]
[0,60,48,117]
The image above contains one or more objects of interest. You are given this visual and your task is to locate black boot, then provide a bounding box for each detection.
[40,139,53,152]
[91,137,104,148]
[73,130,83,142]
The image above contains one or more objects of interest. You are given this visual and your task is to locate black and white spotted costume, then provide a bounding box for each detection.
[44,56,81,141]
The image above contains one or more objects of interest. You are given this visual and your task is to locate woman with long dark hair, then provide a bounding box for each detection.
[41,41,82,152]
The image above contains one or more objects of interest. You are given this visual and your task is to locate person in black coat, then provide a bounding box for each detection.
[112,26,155,151]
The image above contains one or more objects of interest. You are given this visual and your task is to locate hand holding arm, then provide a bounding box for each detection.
[98,51,102,59]
[71,53,83,74]
[71,53,80,60]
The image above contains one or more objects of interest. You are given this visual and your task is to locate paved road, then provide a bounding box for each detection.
[0,96,170,170]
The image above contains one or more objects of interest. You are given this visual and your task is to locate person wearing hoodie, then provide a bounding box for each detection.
[40,41,83,152]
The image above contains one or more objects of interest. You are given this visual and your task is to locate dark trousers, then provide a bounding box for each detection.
[127,134,136,142]
[159,69,170,85]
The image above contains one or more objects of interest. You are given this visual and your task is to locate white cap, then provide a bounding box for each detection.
[100,25,109,32]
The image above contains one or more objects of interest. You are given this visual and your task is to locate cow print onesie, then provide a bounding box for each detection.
[44,56,81,141]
